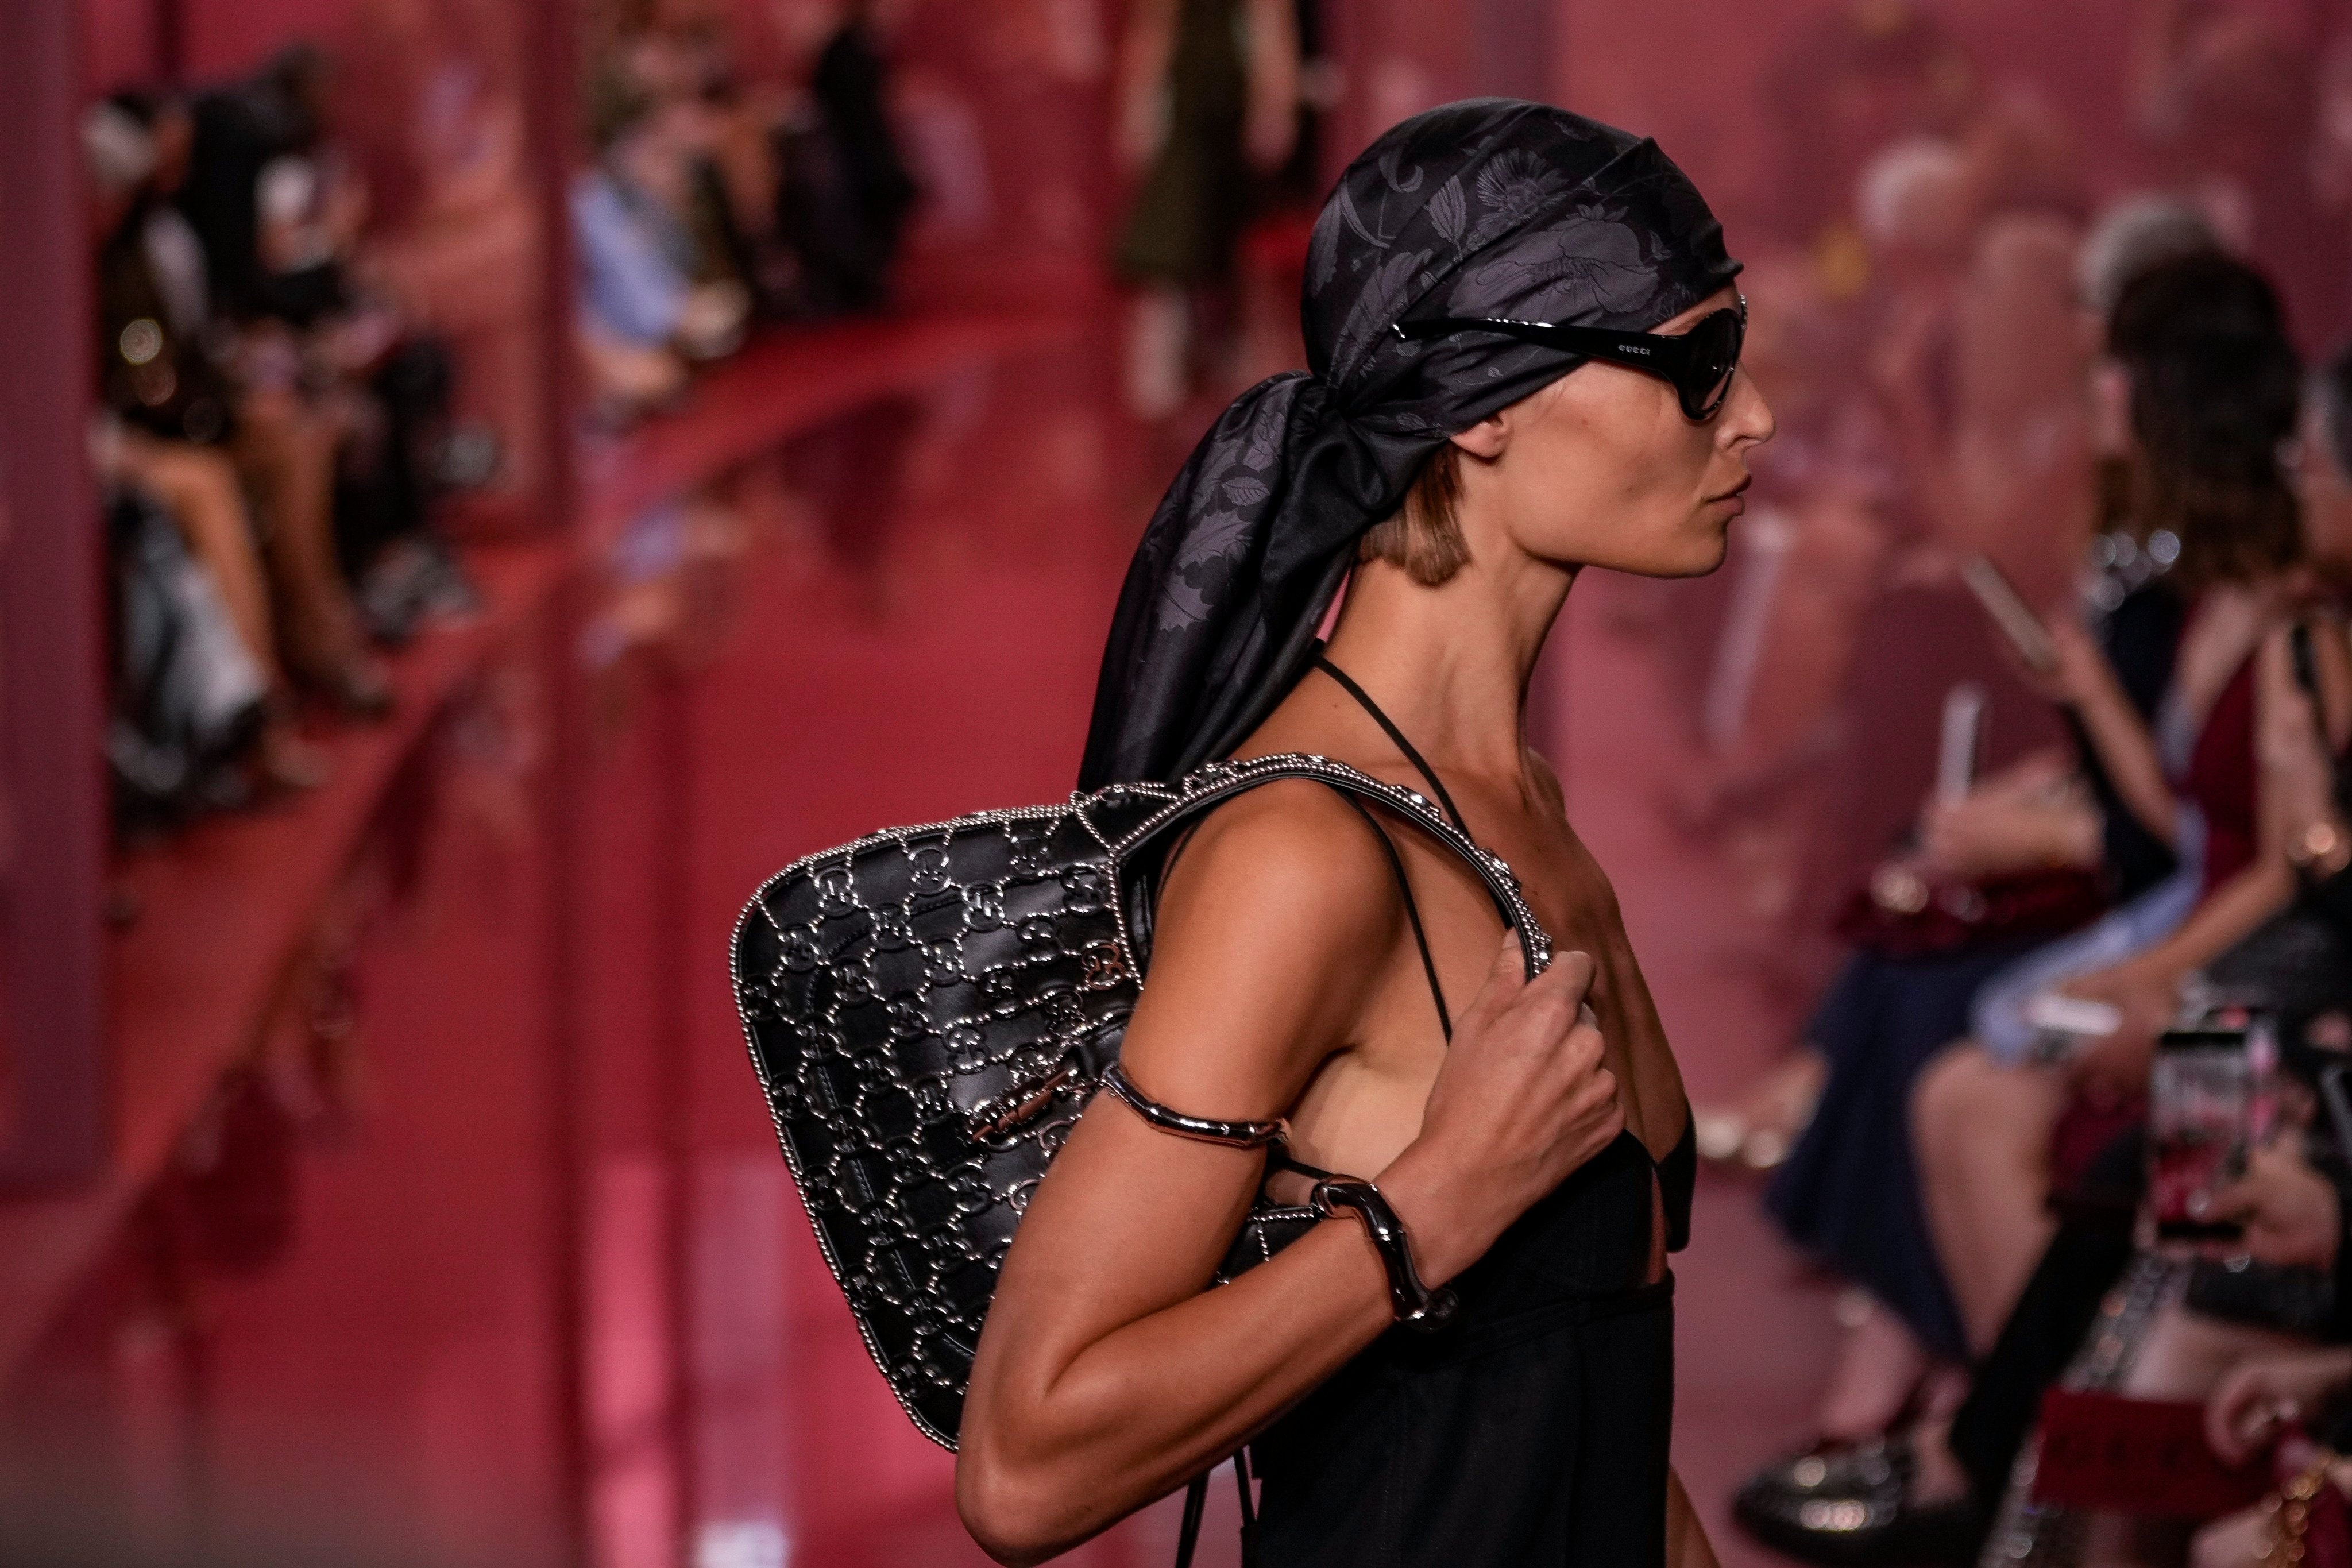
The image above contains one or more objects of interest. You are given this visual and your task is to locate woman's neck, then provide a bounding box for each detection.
[1319,550,1577,784]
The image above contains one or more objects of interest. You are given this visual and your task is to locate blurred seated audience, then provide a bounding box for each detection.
[574,52,755,420]
[1909,253,2315,1346]
[571,7,929,425]
[84,93,339,802]
[83,39,543,833]
[181,48,484,646]
[1737,310,2352,1568]
[1675,112,2094,992]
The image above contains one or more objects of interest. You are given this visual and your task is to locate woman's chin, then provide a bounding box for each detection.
[1611,531,1733,581]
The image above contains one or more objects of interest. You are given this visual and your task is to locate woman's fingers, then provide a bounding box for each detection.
[1460,939,1593,1049]
[1524,946,1597,1011]
[1454,929,1529,1025]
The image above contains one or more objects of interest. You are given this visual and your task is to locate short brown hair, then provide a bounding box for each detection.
[1358,443,1470,585]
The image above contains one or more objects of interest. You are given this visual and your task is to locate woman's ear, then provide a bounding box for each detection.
[1450,410,1510,461]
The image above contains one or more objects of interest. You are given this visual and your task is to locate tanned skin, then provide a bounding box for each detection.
[959,288,1774,1567]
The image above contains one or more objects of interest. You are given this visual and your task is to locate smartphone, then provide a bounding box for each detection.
[1937,683,1986,805]
[1961,555,2062,677]
[2148,1022,2255,1242]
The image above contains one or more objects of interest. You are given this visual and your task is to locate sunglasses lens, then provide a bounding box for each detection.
[1684,310,1741,417]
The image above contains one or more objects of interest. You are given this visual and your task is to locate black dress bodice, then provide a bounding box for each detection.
[1221,656,1698,1565]
[1251,1122,1696,1566]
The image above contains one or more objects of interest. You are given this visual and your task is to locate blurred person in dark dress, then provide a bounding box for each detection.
[1113,0,1298,418]
[771,0,918,316]
[86,93,350,783]
[1742,260,2348,1568]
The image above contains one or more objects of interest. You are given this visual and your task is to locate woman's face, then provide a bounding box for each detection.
[1451,287,1776,579]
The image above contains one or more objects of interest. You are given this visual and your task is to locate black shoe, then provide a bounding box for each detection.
[1732,1436,1979,1567]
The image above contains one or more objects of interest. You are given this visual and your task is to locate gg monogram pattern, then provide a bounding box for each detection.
[731,754,1551,1449]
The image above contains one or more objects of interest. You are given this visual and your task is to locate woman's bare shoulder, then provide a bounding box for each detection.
[1157,777,1400,925]
[1121,779,1403,1113]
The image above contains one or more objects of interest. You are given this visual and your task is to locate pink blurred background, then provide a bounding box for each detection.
[3,1,2347,1565]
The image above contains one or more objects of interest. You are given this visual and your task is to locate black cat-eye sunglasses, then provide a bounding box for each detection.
[1392,295,1748,422]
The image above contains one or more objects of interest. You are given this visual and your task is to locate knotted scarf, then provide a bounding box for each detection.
[1078,98,1741,788]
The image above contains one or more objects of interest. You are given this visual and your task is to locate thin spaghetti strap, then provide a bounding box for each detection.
[1312,652,1470,835]
[1341,797,1454,1041]
[1150,759,1453,1039]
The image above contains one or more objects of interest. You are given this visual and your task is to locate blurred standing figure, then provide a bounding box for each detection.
[1114,0,1299,418]
[776,0,919,315]
[815,1,917,298]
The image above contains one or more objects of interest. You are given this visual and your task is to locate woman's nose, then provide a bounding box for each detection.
[1726,370,1776,446]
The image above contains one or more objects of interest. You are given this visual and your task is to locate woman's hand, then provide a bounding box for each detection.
[2014,617,2112,709]
[2206,1346,2352,1463]
[2210,1144,2345,1273]
[2189,1499,2271,1568]
[2057,961,2180,1104]
[1377,934,1624,1287]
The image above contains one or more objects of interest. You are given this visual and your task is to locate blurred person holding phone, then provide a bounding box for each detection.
[1909,253,2330,1343]
[1749,249,2230,1454]
[1747,329,2352,1568]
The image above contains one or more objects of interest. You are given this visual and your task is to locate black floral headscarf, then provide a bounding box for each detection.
[1078,99,1741,789]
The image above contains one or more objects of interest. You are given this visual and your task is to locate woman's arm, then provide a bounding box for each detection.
[957,785,1625,1565]
[2138,621,2351,964]
[1917,750,2102,880]
[2064,855,2296,1099]
[2258,618,2352,859]
[2042,617,2182,845]
[2064,625,2345,1096]
[1667,1467,1721,1568]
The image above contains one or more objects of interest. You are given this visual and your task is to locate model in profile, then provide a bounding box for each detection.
[957,98,1773,1566]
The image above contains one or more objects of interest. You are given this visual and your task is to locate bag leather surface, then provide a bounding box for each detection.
[731,752,1551,1447]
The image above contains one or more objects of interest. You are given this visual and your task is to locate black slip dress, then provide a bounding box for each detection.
[1248,656,1698,1567]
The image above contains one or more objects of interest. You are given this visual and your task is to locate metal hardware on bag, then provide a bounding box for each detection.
[965,1059,1081,1142]
[1099,1061,1289,1148]
[729,751,1544,1449]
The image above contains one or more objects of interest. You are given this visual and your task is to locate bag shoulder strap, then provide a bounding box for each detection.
[1337,794,1454,1040]
[1149,782,1456,1044]
[1311,652,1469,835]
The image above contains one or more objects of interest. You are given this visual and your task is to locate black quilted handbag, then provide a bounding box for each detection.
[729,752,1552,1449]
